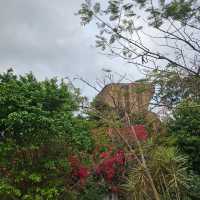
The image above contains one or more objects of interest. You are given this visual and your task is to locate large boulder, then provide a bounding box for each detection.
[94,82,162,135]
[95,82,154,114]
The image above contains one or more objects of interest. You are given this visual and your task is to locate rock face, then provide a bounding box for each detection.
[96,82,154,114]
[95,82,162,135]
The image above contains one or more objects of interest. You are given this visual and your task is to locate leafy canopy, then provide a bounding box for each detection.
[0,69,94,200]
[0,69,93,150]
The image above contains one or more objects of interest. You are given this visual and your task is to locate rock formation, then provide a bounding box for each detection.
[94,82,162,135]
[95,82,154,114]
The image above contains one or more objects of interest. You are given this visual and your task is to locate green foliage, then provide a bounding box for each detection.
[72,117,94,152]
[164,0,193,21]
[169,100,200,174]
[187,174,200,200]
[77,1,200,198]
[0,69,93,149]
[125,144,190,200]
[77,177,107,200]
[0,180,21,199]
[78,0,200,78]
[0,69,94,199]
[0,138,72,199]
[21,187,60,200]
[78,0,199,45]
[149,69,200,107]
[170,101,200,135]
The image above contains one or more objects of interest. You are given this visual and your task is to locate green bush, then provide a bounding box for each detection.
[0,69,94,199]
[169,100,200,174]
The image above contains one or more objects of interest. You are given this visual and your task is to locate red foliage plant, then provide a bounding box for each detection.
[68,125,148,191]
[68,155,89,185]
[68,149,126,186]
[95,150,126,182]
[108,125,148,142]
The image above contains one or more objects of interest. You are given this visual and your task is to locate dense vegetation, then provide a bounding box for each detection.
[0,0,200,199]
[77,0,200,198]
[0,69,199,200]
[0,69,94,199]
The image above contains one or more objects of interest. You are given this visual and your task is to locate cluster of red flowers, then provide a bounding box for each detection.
[68,155,89,185]
[68,149,126,186]
[108,125,148,142]
[68,125,149,193]
[95,150,125,182]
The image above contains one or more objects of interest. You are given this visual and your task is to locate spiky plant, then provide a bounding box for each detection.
[124,145,190,200]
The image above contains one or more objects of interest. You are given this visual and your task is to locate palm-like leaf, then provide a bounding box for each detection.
[124,144,190,200]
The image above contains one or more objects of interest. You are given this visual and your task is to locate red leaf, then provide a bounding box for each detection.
[133,125,148,141]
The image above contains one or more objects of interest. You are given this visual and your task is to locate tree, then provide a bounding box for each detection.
[167,100,200,200]
[148,67,200,108]
[78,0,200,108]
[78,0,200,75]
[168,100,200,174]
[0,69,94,200]
[0,69,93,149]
[78,2,200,199]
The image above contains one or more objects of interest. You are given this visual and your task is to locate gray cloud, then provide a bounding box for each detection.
[0,0,142,98]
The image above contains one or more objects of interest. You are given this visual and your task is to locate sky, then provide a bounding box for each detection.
[0,0,142,99]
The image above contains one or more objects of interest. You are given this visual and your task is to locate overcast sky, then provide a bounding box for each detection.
[0,0,142,98]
